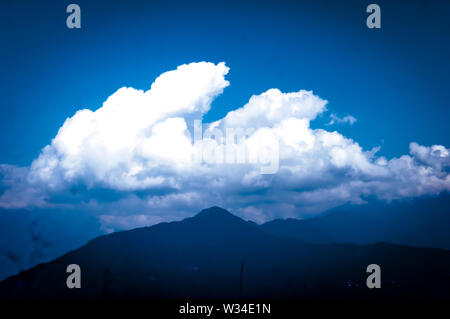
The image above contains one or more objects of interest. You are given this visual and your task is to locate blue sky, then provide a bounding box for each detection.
[1,0,449,166]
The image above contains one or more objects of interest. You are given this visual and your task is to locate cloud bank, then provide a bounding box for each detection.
[1,62,450,229]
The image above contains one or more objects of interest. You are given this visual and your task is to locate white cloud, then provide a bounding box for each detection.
[328,113,357,125]
[215,88,327,128]
[27,62,229,191]
[1,61,450,229]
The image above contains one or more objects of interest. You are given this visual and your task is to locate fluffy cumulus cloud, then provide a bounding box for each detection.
[1,62,450,230]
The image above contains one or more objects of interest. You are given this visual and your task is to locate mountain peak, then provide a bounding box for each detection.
[194,206,240,221]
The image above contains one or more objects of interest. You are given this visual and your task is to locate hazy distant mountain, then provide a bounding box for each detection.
[1,207,449,298]
[261,193,450,250]
[0,208,102,282]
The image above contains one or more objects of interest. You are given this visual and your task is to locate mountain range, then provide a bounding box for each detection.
[1,206,449,298]
[261,193,450,250]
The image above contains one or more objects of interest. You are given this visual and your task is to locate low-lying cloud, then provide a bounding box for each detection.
[1,62,449,230]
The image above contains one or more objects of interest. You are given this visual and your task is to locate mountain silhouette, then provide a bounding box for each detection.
[1,207,449,298]
[261,193,450,250]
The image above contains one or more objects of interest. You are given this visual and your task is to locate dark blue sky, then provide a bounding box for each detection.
[1,0,449,166]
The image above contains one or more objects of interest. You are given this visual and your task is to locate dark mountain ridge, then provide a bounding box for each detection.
[261,193,450,249]
[1,206,449,299]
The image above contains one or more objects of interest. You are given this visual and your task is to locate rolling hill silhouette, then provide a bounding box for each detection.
[1,206,449,298]
[261,193,450,249]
